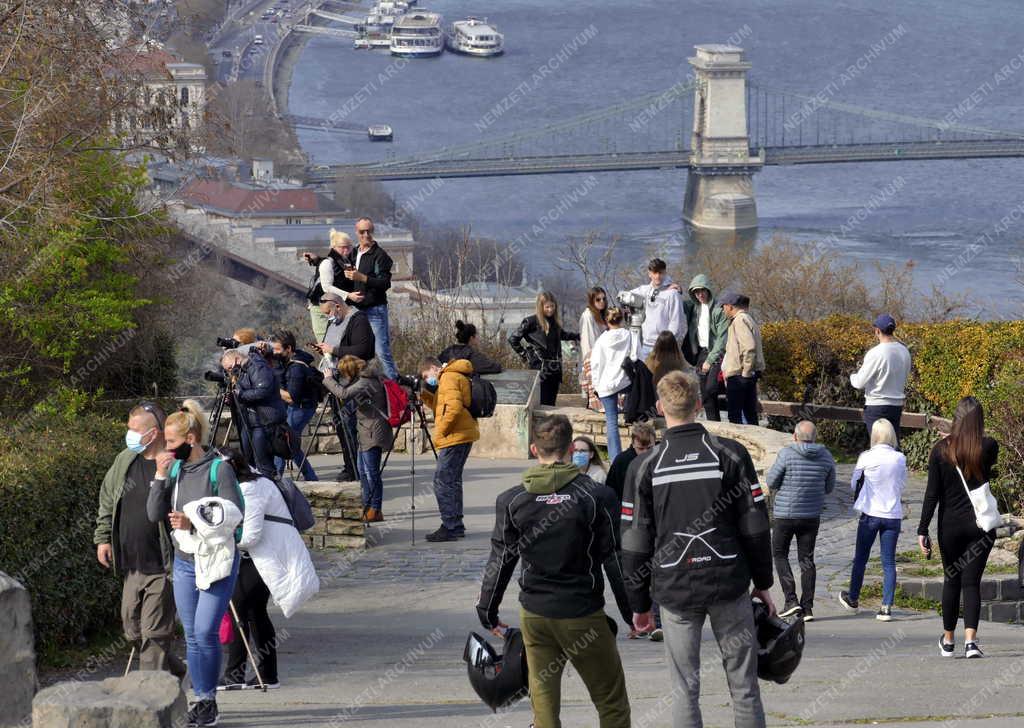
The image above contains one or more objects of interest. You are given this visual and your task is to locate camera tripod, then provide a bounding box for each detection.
[206,374,256,465]
[380,394,437,545]
[301,393,360,481]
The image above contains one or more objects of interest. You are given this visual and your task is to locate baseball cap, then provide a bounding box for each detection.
[873,314,896,332]
[718,290,742,306]
[320,293,345,304]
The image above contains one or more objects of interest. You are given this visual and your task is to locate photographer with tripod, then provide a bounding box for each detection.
[270,331,320,482]
[221,349,287,480]
[418,356,479,543]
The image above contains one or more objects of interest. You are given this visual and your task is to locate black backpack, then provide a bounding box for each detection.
[306,256,344,305]
[467,373,497,419]
[289,358,325,403]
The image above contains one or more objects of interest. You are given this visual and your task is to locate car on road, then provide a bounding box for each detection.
[253,34,264,45]
[222,50,232,57]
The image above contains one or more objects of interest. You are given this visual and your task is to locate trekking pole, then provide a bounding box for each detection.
[229,600,266,692]
[124,645,136,677]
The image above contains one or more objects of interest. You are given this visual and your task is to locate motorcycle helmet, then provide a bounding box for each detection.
[752,600,805,684]
[463,628,529,711]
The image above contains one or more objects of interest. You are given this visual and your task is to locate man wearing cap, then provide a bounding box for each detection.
[720,292,765,426]
[850,314,911,444]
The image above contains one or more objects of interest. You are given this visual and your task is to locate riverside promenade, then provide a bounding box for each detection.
[210,449,1024,728]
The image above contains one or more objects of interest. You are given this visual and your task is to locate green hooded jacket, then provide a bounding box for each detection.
[521,462,582,494]
[93,448,174,577]
[683,274,730,366]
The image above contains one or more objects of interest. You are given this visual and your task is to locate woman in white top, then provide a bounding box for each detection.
[572,436,607,484]
[305,229,358,342]
[838,418,907,622]
[589,308,633,460]
[578,287,609,411]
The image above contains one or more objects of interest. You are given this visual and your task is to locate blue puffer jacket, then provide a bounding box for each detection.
[766,442,837,519]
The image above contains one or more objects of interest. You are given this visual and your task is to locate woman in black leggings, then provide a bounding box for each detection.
[917,397,999,659]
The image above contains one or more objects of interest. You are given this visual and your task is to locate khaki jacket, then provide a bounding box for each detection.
[721,310,765,379]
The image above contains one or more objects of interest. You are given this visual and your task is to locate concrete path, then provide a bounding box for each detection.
[212,450,1024,727]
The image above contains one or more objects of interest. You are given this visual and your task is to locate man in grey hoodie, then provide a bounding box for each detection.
[766,420,836,620]
[683,274,730,421]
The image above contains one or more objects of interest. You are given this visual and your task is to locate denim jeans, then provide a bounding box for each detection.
[848,514,901,605]
[599,393,623,461]
[172,553,240,700]
[433,443,473,533]
[364,304,398,380]
[864,405,903,447]
[274,405,319,481]
[358,447,384,510]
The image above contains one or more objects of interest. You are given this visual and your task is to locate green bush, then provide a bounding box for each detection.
[899,428,942,472]
[978,355,1024,515]
[0,413,123,662]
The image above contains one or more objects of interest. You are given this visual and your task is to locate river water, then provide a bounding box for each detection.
[288,0,1024,315]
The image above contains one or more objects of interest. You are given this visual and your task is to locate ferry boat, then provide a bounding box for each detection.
[446,17,503,56]
[368,124,393,141]
[390,11,444,57]
[356,13,393,48]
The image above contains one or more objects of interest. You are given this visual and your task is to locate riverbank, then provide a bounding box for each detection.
[271,17,308,118]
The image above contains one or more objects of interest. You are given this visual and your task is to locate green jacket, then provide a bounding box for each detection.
[93,448,174,577]
[682,274,730,367]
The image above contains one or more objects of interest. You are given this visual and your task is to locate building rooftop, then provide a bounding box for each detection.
[177,179,342,218]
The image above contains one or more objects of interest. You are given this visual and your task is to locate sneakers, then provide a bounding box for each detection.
[802,608,814,622]
[939,637,955,658]
[216,677,246,691]
[838,591,859,612]
[965,641,985,659]
[876,605,893,622]
[246,677,281,689]
[779,602,803,618]
[188,699,218,726]
[648,628,664,642]
[425,526,458,542]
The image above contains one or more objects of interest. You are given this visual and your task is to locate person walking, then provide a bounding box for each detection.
[622,370,775,728]
[683,274,730,421]
[589,307,632,459]
[720,292,765,426]
[325,356,393,522]
[219,449,319,691]
[147,401,244,727]
[477,414,632,728]
[850,314,912,444]
[438,320,503,375]
[94,402,186,679]
[627,258,688,360]
[508,292,580,407]
[838,419,908,623]
[572,436,608,485]
[579,286,609,410]
[418,356,480,542]
[645,330,687,389]
[344,217,398,379]
[916,396,999,658]
[304,229,358,343]
[767,420,836,621]
[270,331,320,481]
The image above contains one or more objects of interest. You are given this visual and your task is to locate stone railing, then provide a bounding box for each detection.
[299,481,366,550]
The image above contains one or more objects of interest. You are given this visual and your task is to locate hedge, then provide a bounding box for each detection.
[0,413,123,661]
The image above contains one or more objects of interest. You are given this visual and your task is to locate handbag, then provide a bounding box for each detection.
[218,611,235,645]
[956,465,1002,532]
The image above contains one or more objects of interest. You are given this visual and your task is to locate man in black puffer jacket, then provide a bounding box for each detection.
[222,349,287,479]
[271,330,321,482]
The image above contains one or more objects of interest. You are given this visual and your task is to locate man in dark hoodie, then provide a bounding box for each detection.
[271,330,320,481]
[766,420,836,621]
[477,414,632,728]
[683,273,730,421]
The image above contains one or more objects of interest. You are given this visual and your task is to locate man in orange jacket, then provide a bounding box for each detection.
[418,356,480,542]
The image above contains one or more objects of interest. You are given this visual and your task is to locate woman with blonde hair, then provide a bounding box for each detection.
[839,417,907,623]
[579,287,609,411]
[646,330,687,389]
[148,400,244,726]
[304,228,359,342]
[508,292,580,406]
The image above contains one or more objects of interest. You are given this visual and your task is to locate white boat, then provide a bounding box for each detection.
[446,17,503,56]
[368,124,393,141]
[357,13,393,48]
[390,11,444,57]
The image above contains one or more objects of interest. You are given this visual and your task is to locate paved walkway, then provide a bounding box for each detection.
[208,449,1024,728]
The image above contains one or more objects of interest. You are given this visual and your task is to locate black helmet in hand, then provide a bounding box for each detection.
[753,600,805,684]
[463,628,529,712]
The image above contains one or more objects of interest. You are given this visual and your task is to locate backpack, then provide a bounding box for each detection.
[306,256,344,305]
[382,378,410,427]
[467,373,497,419]
[268,475,316,532]
[289,358,325,403]
[170,457,245,542]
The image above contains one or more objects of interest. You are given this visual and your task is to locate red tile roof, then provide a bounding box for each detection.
[111,47,181,80]
[179,179,328,217]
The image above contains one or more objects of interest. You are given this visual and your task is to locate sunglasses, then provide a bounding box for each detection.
[357,229,373,235]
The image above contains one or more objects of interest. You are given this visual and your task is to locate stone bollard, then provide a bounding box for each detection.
[32,671,186,728]
[0,571,36,727]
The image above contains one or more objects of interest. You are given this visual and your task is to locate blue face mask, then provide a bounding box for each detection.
[425,376,438,388]
[572,451,590,469]
[125,428,154,454]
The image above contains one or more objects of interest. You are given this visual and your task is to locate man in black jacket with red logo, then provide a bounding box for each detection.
[477,414,632,728]
[622,370,775,728]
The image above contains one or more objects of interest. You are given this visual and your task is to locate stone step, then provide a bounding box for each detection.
[899,574,1023,603]
[980,600,1023,624]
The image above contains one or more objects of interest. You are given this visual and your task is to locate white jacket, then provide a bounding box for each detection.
[237,476,320,618]
[589,327,633,398]
[181,497,242,590]
[852,444,907,519]
[628,281,688,357]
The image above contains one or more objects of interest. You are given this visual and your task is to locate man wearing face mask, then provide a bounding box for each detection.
[417,356,479,542]
[222,349,287,480]
[94,402,185,678]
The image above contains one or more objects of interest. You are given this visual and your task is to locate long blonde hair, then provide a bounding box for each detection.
[165,399,209,444]
[535,292,561,335]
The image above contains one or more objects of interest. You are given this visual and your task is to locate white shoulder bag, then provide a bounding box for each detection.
[956,465,1002,532]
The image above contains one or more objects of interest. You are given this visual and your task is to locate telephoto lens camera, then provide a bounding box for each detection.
[395,373,422,392]
[204,370,227,385]
[216,336,241,349]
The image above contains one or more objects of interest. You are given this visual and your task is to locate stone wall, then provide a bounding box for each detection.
[0,572,35,727]
[299,481,366,550]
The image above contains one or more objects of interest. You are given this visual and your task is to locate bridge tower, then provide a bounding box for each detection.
[683,45,764,234]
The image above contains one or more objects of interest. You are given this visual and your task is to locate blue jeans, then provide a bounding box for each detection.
[848,514,901,605]
[275,405,319,481]
[358,447,384,509]
[364,304,398,380]
[433,442,472,533]
[599,393,623,461]
[172,553,240,700]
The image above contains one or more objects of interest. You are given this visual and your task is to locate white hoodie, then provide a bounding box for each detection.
[628,281,688,358]
[589,327,633,398]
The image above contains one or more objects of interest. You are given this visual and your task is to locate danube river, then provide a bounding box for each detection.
[288,0,1024,315]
